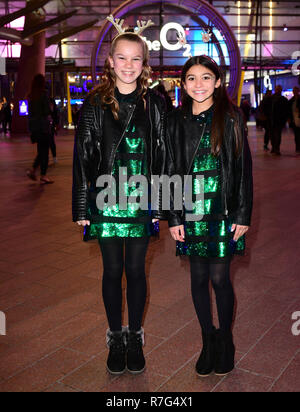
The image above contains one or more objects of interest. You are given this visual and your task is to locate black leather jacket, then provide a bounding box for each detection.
[72,89,166,222]
[166,105,253,227]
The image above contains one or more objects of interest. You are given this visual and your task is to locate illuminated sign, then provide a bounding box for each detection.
[69,80,92,95]
[264,74,272,90]
[292,51,300,76]
[142,22,191,57]
[19,100,28,116]
[70,86,83,93]
[83,79,93,92]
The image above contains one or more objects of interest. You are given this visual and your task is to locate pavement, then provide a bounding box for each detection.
[0,125,299,392]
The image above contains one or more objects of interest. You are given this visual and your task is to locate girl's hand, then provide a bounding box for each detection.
[169,225,185,242]
[76,220,90,226]
[152,219,159,223]
[231,224,249,241]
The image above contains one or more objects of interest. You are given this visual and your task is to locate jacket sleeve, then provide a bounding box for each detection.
[233,111,253,226]
[165,116,184,228]
[72,99,95,222]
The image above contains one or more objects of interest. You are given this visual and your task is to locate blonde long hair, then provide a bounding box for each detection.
[90,33,151,119]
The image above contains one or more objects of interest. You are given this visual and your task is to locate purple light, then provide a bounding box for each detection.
[19,100,28,116]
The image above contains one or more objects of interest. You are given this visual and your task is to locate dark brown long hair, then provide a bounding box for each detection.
[181,55,241,156]
[90,32,151,119]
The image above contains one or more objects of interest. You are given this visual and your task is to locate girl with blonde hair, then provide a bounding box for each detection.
[72,22,166,375]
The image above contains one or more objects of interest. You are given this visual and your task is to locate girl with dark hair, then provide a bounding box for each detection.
[72,23,166,375]
[166,55,253,377]
[26,74,54,184]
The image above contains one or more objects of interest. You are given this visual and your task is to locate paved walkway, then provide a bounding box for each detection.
[0,125,299,392]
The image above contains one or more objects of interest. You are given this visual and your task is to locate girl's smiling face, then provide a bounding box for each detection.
[109,39,144,93]
[183,64,221,110]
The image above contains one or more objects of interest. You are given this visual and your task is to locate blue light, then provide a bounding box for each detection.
[19,100,28,116]
[175,86,180,107]
[70,85,83,93]
[83,80,93,92]
[70,99,84,105]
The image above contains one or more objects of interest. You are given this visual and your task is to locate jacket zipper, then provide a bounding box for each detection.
[148,97,153,176]
[183,121,207,215]
[110,104,136,176]
[223,119,235,217]
[186,121,207,176]
[224,191,228,216]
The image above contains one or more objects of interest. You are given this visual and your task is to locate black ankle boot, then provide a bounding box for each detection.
[196,327,216,377]
[106,329,126,375]
[126,328,145,374]
[214,329,235,376]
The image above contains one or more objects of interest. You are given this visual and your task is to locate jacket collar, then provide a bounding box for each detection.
[115,86,140,105]
[182,99,215,120]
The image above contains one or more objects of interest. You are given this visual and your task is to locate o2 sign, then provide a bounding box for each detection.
[142,22,191,57]
[292,51,300,76]
[264,74,272,91]
[83,80,93,92]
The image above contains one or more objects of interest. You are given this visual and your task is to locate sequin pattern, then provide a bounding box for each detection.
[89,123,152,239]
[177,108,245,259]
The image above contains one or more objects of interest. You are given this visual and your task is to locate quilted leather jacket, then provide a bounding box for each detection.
[166,105,253,227]
[72,89,166,222]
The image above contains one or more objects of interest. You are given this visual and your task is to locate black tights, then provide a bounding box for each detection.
[99,237,149,333]
[189,257,234,333]
[33,135,50,176]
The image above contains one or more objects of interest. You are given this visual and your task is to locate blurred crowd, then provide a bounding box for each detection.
[255,85,300,155]
[0,96,12,135]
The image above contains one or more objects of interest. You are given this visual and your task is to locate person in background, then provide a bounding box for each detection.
[49,98,59,164]
[0,98,4,132]
[240,99,251,123]
[156,83,174,112]
[260,89,273,152]
[288,86,300,154]
[26,74,54,184]
[269,85,289,155]
[1,97,12,134]
[71,104,80,129]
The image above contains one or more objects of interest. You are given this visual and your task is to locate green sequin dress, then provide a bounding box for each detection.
[87,89,154,240]
[176,107,245,261]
